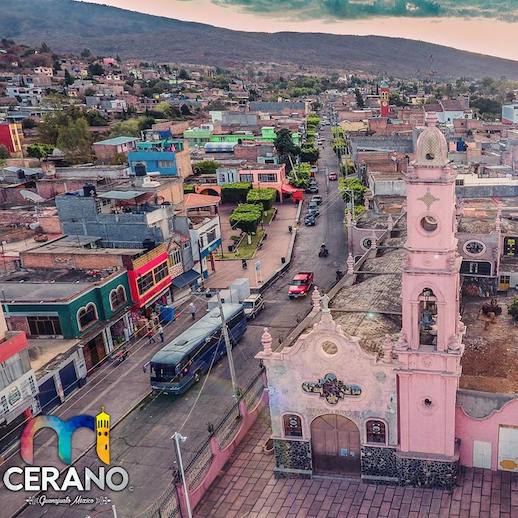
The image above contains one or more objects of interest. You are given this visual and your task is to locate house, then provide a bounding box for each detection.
[237,164,287,201]
[0,305,39,450]
[92,136,139,163]
[0,122,23,154]
[502,104,518,124]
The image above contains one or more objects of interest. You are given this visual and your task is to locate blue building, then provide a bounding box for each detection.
[128,134,189,177]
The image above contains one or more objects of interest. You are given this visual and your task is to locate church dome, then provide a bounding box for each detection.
[414,112,448,167]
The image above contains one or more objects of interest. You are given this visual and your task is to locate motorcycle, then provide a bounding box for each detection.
[318,246,329,258]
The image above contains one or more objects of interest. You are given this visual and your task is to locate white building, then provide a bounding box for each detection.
[502,104,518,124]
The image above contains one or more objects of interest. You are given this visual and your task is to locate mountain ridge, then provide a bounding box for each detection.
[2,0,518,79]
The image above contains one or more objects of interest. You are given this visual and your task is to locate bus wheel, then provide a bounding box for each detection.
[194,371,202,383]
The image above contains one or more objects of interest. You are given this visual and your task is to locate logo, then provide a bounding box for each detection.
[20,407,110,465]
[4,407,129,495]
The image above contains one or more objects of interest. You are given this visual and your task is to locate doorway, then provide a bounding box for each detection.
[311,414,361,475]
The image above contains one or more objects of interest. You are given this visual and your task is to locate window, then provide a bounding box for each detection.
[258,173,277,182]
[110,286,127,310]
[206,227,217,245]
[171,249,182,266]
[0,351,31,391]
[366,420,386,444]
[27,316,62,336]
[239,174,254,183]
[158,160,175,168]
[420,215,438,232]
[137,272,154,295]
[77,303,98,330]
[153,262,170,283]
[283,414,303,438]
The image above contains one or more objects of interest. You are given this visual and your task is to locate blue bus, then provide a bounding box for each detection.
[149,303,247,395]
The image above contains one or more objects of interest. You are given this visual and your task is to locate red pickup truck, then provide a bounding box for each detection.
[288,272,314,299]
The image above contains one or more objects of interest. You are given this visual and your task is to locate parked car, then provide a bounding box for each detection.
[311,195,323,205]
[288,272,314,299]
[242,294,265,319]
[306,184,319,194]
[308,201,319,215]
[304,214,316,226]
[328,172,338,181]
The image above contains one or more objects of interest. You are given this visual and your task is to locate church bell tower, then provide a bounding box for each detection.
[396,112,464,465]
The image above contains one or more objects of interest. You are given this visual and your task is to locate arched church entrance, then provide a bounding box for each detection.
[311,415,361,475]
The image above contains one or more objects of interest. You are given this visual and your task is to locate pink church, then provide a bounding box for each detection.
[257,114,518,488]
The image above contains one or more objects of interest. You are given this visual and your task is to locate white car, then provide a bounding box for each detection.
[242,294,265,319]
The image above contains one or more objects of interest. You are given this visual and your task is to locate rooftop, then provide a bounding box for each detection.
[0,269,121,303]
[93,136,139,146]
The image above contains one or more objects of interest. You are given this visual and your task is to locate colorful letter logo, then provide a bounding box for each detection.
[20,408,110,465]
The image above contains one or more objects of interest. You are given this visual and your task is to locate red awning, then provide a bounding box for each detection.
[281,184,303,194]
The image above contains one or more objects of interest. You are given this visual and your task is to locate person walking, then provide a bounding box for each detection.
[189,302,196,321]
[147,325,157,344]
[158,324,164,343]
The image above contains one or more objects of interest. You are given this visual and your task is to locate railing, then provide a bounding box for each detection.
[141,368,267,518]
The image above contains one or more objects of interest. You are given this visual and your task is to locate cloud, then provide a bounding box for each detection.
[212,0,518,21]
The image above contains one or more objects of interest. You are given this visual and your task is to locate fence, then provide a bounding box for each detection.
[142,368,268,518]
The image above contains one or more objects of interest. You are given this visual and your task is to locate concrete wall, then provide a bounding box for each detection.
[456,389,518,471]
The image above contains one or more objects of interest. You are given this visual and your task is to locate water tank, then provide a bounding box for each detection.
[142,239,156,251]
[83,184,96,197]
[134,163,147,176]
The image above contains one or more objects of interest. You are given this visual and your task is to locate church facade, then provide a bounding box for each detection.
[257,114,518,488]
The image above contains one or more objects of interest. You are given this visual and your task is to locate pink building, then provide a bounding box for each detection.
[92,136,139,163]
[237,164,287,201]
[257,113,518,488]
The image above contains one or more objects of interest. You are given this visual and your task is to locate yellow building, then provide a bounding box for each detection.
[95,407,110,465]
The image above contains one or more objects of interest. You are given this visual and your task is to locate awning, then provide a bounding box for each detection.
[98,190,143,200]
[173,269,201,288]
[281,184,303,194]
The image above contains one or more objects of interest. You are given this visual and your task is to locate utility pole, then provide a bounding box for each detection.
[217,296,239,397]
[172,432,192,518]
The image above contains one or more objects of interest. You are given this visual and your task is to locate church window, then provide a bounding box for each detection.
[420,215,438,232]
[283,414,303,438]
[366,420,386,444]
[321,341,338,355]
[418,288,438,346]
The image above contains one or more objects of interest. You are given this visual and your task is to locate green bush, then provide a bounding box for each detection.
[183,184,195,193]
[230,203,263,234]
[221,182,252,204]
[246,188,277,210]
[288,162,312,188]
[27,143,54,159]
[509,298,518,322]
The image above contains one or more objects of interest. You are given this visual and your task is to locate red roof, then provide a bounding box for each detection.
[183,193,221,209]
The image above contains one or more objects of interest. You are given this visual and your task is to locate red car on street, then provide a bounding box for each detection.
[328,172,338,181]
[288,272,314,299]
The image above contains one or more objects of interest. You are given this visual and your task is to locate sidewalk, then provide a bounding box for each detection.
[0,296,208,518]
[195,410,518,518]
[206,203,298,289]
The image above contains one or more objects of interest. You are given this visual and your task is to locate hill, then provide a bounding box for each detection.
[2,0,518,79]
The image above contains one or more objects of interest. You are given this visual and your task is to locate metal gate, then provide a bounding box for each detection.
[59,361,79,397]
[38,377,59,413]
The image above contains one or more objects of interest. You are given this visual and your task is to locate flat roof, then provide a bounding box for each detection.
[98,190,144,200]
[94,136,139,146]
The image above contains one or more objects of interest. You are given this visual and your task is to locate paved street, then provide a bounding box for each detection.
[6,126,345,518]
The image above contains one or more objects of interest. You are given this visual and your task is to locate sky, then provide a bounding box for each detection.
[85,0,518,61]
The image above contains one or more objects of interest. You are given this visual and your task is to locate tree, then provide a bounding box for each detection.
[178,68,190,80]
[0,145,10,159]
[274,129,299,170]
[230,204,263,234]
[355,88,365,108]
[87,63,104,77]
[471,97,501,119]
[56,117,92,163]
[339,177,367,207]
[81,48,92,58]
[509,298,518,322]
[64,69,75,86]
[246,188,277,210]
[299,146,319,164]
[27,143,54,159]
[194,160,219,175]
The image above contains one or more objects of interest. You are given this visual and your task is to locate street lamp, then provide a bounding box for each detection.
[172,432,192,518]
